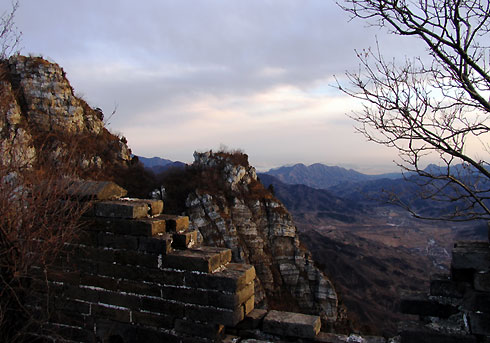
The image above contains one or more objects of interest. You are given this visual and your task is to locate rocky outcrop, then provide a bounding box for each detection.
[0,56,131,172]
[185,151,339,323]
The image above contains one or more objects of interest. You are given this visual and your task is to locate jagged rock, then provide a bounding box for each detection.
[0,56,131,172]
[186,151,338,322]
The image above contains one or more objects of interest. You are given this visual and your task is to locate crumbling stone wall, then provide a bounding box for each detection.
[32,181,256,342]
[399,227,490,342]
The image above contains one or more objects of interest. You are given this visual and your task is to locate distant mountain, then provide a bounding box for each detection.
[258,173,364,223]
[264,163,402,189]
[137,156,186,174]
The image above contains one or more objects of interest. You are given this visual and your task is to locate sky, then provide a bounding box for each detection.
[10,0,427,173]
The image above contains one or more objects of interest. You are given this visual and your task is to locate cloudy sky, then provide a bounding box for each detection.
[10,0,426,172]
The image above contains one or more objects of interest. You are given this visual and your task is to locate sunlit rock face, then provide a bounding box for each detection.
[186,151,339,322]
[0,56,130,170]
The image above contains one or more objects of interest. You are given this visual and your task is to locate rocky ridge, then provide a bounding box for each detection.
[185,151,339,324]
[0,55,131,174]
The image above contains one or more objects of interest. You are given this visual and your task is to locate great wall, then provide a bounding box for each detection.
[1,56,489,342]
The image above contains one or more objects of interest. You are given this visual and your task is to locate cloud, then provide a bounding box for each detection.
[13,0,421,172]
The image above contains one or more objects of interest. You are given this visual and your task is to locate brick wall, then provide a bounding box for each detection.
[32,181,256,342]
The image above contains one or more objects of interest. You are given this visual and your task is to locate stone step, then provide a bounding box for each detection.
[95,200,149,219]
[263,310,321,339]
[162,246,232,273]
[86,217,167,237]
[399,292,459,318]
[65,180,127,200]
[156,214,189,233]
[172,230,199,249]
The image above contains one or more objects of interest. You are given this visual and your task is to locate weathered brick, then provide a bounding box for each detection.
[463,291,490,313]
[139,235,173,255]
[132,310,174,329]
[263,310,321,339]
[65,180,127,200]
[46,269,80,285]
[97,262,143,280]
[475,271,490,292]
[186,263,255,292]
[118,279,161,297]
[175,319,225,340]
[95,200,149,219]
[141,199,164,216]
[172,230,198,249]
[92,304,131,323]
[208,282,254,309]
[139,297,185,317]
[158,214,189,233]
[452,241,490,272]
[62,285,100,303]
[161,286,208,306]
[243,294,255,315]
[114,250,159,268]
[469,311,490,335]
[185,304,244,326]
[163,249,223,273]
[88,217,166,236]
[400,293,459,318]
[78,230,98,246]
[54,297,91,314]
[80,273,118,291]
[98,290,141,309]
[97,232,138,250]
[430,276,467,298]
[236,308,267,330]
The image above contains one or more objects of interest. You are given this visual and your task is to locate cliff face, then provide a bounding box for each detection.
[185,151,338,322]
[0,56,131,174]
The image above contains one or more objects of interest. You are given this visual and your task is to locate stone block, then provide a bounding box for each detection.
[138,234,173,255]
[98,290,141,309]
[208,281,254,309]
[87,217,167,236]
[186,263,256,292]
[469,311,490,336]
[92,304,131,323]
[140,199,164,216]
[452,241,490,272]
[175,319,225,340]
[97,232,138,250]
[80,274,118,291]
[172,230,198,249]
[114,250,159,268]
[430,276,467,298]
[463,291,490,313]
[65,180,127,200]
[139,297,185,317]
[263,310,321,339]
[132,311,174,329]
[158,214,189,232]
[236,308,267,330]
[162,248,224,273]
[185,304,244,327]
[117,279,161,297]
[399,292,459,318]
[475,271,490,292]
[95,200,149,219]
[244,294,255,315]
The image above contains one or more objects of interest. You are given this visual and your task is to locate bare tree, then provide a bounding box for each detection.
[338,0,490,221]
[1,0,22,59]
